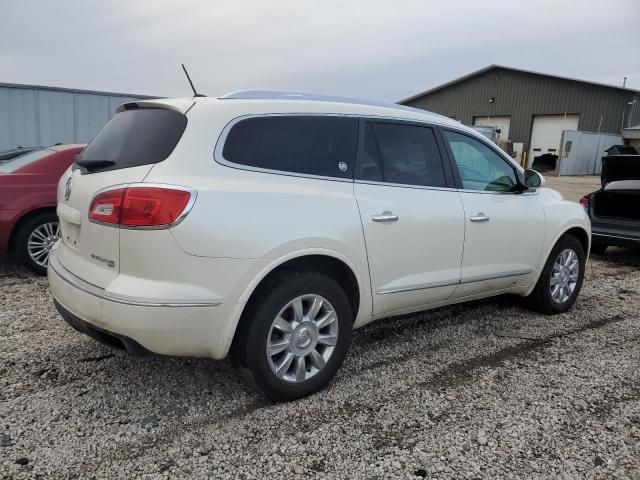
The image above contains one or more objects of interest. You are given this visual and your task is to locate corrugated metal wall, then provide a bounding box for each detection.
[0,83,154,151]
[402,67,639,151]
[558,131,622,175]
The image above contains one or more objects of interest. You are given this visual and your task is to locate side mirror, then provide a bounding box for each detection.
[524,169,545,188]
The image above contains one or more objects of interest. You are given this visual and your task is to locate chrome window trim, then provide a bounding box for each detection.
[88,183,198,230]
[214,113,465,186]
[456,188,540,196]
[355,179,538,196]
[355,179,458,193]
[49,252,220,307]
[214,158,354,184]
[377,268,534,295]
[212,113,536,194]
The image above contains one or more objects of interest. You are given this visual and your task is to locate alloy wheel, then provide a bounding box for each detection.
[27,222,60,268]
[266,294,339,383]
[550,248,579,304]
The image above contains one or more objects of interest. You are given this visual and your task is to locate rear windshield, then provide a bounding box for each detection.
[0,149,51,174]
[78,108,187,172]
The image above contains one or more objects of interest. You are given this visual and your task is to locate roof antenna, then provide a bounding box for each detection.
[181,64,206,97]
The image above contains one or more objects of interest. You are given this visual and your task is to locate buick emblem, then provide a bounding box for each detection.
[64,177,73,201]
[338,161,348,172]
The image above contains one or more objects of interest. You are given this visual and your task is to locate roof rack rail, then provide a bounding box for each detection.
[218,90,444,117]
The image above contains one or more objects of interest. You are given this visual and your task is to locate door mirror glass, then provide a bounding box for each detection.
[524,169,545,188]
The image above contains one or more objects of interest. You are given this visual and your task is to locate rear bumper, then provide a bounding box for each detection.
[48,250,236,359]
[592,231,640,249]
[591,220,640,248]
[54,299,152,356]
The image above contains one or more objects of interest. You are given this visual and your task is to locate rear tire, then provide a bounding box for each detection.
[525,234,586,314]
[590,243,607,255]
[15,212,60,275]
[232,271,352,401]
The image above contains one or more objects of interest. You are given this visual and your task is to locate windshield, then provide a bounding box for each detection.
[0,149,52,174]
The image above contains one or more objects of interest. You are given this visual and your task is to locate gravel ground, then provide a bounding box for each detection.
[543,175,601,203]
[1,249,639,480]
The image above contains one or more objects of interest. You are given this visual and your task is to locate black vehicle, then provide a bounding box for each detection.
[0,146,42,164]
[581,155,640,253]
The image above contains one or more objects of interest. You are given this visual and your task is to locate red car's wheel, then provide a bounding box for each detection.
[15,212,60,275]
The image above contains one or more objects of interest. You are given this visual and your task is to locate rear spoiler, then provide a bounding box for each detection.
[115,98,196,115]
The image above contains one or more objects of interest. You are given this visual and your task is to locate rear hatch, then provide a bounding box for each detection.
[592,155,640,223]
[56,100,192,288]
[600,155,640,185]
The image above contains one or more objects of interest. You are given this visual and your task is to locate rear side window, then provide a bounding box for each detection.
[357,122,446,187]
[78,108,187,172]
[221,116,357,179]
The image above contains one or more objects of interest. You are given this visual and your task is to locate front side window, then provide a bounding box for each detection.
[357,122,446,187]
[443,130,518,192]
[222,116,357,179]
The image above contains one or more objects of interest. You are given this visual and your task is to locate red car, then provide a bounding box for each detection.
[0,144,85,274]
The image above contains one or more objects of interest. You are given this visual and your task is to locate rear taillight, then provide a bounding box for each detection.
[579,196,589,208]
[89,186,193,228]
[89,188,124,225]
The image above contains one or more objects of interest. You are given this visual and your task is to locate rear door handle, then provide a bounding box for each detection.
[470,213,490,223]
[372,211,399,223]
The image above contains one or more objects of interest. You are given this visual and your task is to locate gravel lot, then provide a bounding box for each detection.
[1,247,639,479]
[543,175,601,203]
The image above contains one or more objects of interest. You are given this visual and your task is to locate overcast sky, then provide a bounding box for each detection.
[2,0,639,102]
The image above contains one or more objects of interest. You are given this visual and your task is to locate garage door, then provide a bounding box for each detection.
[528,114,579,170]
[473,116,511,142]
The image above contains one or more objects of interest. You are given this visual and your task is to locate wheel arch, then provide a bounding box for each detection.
[241,253,361,323]
[563,226,590,255]
[8,207,58,252]
[227,252,364,361]
[524,224,591,298]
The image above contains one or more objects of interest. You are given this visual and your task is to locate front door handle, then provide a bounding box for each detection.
[372,211,399,223]
[470,213,490,223]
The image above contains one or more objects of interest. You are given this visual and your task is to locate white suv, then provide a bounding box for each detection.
[49,91,590,400]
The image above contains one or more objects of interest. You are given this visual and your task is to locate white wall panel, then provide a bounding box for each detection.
[0,84,153,150]
[38,90,75,146]
[0,88,38,148]
[74,93,110,143]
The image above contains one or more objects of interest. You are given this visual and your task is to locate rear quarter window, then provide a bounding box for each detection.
[220,116,358,179]
[79,108,187,173]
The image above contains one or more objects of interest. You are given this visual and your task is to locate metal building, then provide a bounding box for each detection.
[400,65,640,170]
[0,82,156,151]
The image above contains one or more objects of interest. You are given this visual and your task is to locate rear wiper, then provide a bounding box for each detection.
[75,158,115,169]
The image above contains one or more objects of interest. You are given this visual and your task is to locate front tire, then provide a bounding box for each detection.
[15,212,60,275]
[232,271,352,401]
[525,234,586,314]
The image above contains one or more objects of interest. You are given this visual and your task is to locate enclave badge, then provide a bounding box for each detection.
[64,177,73,201]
